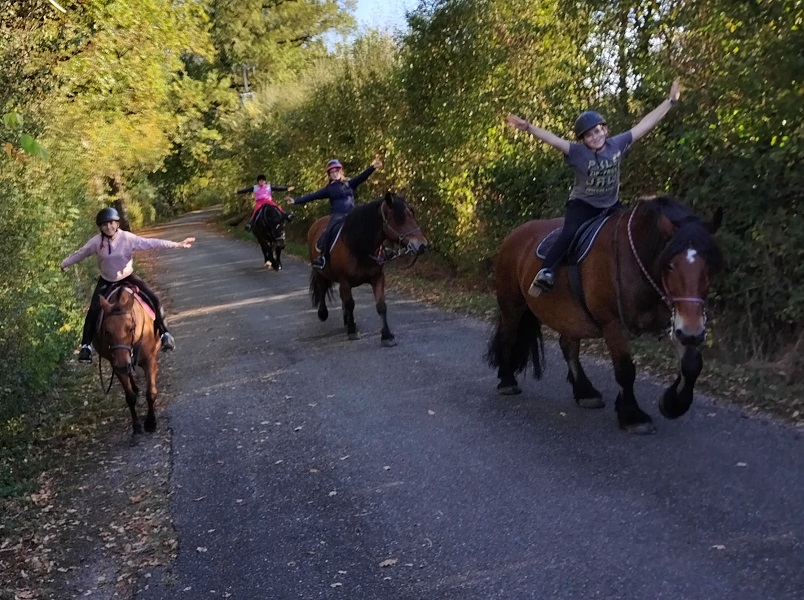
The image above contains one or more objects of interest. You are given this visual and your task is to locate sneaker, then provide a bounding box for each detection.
[285,213,295,223]
[527,268,555,298]
[311,255,326,270]
[78,345,93,363]
[244,223,252,232]
[160,332,176,351]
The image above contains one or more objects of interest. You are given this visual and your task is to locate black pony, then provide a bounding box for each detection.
[251,205,290,270]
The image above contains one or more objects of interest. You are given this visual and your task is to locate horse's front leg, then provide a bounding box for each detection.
[558,335,603,409]
[659,345,702,419]
[117,371,142,435]
[272,243,282,271]
[603,326,655,435]
[258,238,273,267]
[142,354,158,433]
[339,284,358,340]
[371,272,396,347]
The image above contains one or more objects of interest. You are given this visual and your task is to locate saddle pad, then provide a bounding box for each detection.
[103,286,156,321]
[536,215,612,265]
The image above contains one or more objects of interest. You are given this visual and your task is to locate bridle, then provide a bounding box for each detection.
[379,200,423,259]
[615,204,707,336]
[96,301,140,393]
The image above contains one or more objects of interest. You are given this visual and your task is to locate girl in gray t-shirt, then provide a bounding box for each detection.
[506,78,681,297]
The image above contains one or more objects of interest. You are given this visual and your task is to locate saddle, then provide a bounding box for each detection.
[535,211,615,265]
[101,284,156,320]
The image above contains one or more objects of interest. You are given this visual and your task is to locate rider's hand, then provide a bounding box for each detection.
[286,197,295,206]
[288,186,296,192]
[180,237,195,248]
[372,156,383,170]
[506,114,529,131]
[669,77,681,104]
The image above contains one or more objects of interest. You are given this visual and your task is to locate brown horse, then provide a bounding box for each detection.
[307,192,428,345]
[95,287,161,435]
[486,196,723,434]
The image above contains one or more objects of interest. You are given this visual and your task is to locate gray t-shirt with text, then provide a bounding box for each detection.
[564,131,633,208]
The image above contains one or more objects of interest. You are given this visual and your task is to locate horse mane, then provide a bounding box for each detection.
[640,196,724,274]
[342,195,407,258]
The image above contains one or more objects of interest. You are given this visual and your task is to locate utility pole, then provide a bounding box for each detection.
[234,64,256,105]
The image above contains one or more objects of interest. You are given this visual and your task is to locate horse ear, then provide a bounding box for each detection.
[707,207,723,233]
[384,191,394,204]
[99,296,113,313]
[119,290,134,308]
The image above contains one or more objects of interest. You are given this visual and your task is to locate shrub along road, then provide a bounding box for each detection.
[128,208,803,599]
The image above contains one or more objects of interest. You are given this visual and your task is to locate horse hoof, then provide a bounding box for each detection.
[348,332,359,341]
[144,421,157,433]
[381,338,397,347]
[273,265,281,271]
[497,385,522,396]
[622,421,657,435]
[577,397,605,409]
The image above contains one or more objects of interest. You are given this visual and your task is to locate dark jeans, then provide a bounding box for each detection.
[81,273,167,345]
[317,213,347,258]
[540,199,620,270]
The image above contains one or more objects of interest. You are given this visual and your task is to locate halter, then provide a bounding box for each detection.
[96,299,140,392]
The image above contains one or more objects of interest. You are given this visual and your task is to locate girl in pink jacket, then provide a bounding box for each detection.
[60,207,195,363]
[235,174,295,231]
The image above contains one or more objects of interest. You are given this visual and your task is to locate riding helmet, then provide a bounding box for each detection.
[95,207,120,225]
[574,111,606,138]
[325,159,343,173]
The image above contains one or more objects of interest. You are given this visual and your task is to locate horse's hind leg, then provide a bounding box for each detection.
[339,285,358,340]
[603,326,655,434]
[559,336,603,409]
[371,273,396,347]
[487,302,528,395]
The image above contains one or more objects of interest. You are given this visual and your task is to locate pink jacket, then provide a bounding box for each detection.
[61,230,181,282]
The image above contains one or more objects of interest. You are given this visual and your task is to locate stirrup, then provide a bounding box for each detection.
[312,255,326,269]
[528,269,554,298]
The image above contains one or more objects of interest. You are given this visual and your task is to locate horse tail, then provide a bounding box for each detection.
[485,308,545,380]
[309,271,333,308]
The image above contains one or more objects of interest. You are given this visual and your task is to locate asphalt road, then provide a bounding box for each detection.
[135,208,803,600]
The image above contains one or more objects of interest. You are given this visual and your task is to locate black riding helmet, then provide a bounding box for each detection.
[574,111,606,138]
[96,207,120,225]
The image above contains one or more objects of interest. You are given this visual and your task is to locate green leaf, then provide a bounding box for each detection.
[19,134,50,159]
[3,112,23,129]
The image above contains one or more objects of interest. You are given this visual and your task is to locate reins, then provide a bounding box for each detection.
[614,203,707,336]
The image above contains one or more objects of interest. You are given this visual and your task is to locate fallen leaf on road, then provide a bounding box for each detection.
[379,558,398,568]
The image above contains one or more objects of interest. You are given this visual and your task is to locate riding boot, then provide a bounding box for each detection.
[312,253,326,269]
[528,268,556,298]
[154,308,175,351]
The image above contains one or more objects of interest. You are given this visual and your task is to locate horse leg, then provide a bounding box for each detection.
[558,335,603,409]
[118,373,142,435]
[487,301,529,395]
[371,273,396,347]
[339,284,358,340]
[258,238,273,267]
[658,345,702,419]
[603,326,655,434]
[273,243,282,271]
[142,353,158,433]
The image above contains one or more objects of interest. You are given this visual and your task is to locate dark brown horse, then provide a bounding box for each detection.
[487,196,723,434]
[308,192,428,345]
[95,287,161,435]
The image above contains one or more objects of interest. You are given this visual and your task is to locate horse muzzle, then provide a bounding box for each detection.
[114,361,135,375]
[406,238,427,256]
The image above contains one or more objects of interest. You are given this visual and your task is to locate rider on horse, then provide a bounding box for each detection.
[506,78,681,297]
[60,207,195,363]
[235,175,295,231]
[287,156,382,269]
